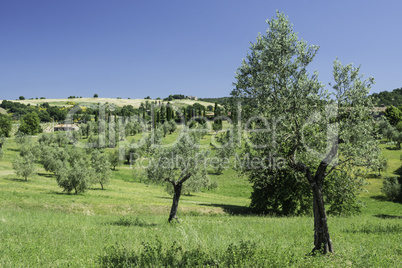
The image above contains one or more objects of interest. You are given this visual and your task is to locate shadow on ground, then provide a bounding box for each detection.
[37,172,54,178]
[3,177,27,182]
[200,203,252,215]
[108,216,158,227]
[374,214,402,219]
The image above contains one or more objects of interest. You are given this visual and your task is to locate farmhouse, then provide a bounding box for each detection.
[54,124,79,131]
[186,96,198,100]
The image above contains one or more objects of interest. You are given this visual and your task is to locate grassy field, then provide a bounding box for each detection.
[3,98,215,109]
[0,133,401,266]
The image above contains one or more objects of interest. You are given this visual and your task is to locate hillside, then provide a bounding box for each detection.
[4,98,215,109]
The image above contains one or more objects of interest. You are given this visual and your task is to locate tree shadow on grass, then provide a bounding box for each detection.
[88,187,105,191]
[46,190,83,196]
[37,172,54,178]
[370,195,388,201]
[109,216,157,227]
[385,146,400,150]
[4,177,27,182]
[343,223,402,234]
[200,203,253,216]
[157,194,196,200]
[374,214,402,219]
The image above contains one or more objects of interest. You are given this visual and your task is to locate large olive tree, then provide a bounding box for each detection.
[232,12,380,254]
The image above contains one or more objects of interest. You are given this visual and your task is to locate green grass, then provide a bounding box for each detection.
[0,134,401,267]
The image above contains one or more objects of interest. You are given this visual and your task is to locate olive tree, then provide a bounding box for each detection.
[232,12,380,254]
[13,151,36,181]
[168,119,177,134]
[55,148,92,194]
[109,148,121,170]
[145,132,209,222]
[91,149,111,189]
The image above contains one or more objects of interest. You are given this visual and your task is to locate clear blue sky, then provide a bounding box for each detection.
[1,0,401,100]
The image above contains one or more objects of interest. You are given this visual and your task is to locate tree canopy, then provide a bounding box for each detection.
[232,12,380,254]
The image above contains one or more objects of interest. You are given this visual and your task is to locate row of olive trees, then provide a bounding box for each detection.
[12,133,112,193]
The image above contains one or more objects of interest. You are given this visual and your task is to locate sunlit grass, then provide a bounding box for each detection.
[0,133,401,266]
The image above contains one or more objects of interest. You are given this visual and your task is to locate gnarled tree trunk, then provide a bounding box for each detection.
[168,182,182,223]
[311,182,333,254]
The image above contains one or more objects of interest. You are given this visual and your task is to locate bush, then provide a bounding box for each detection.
[382,176,402,202]
[0,114,12,137]
[100,240,275,267]
[18,112,42,135]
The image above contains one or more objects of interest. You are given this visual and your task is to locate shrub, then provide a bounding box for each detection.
[382,176,401,202]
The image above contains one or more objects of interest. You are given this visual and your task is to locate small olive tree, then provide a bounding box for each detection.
[145,132,210,222]
[13,151,36,181]
[109,148,121,170]
[91,149,111,190]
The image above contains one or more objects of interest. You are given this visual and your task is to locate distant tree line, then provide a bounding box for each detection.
[198,97,230,105]
[371,87,402,106]
[0,100,69,122]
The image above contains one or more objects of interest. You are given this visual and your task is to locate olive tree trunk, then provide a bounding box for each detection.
[168,182,182,223]
[311,182,333,254]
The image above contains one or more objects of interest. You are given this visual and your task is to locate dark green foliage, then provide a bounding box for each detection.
[1,100,30,114]
[384,105,402,125]
[0,114,12,137]
[40,102,50,108]
[371,87,402,106]
[47,106,67,121]
[325,170,364,216]
[94,94,98,98]
[37,110,52,122]
[249,168,312,215]
[1,100,70,122]
[19,96,25,100]
[382,176,402,203]
[163,94,187,101]
[18,112,42,135]
[198,97,230,105]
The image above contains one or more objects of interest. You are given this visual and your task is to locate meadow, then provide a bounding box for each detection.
[0,133,401,267]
